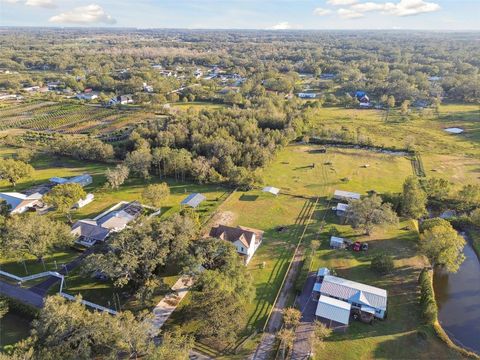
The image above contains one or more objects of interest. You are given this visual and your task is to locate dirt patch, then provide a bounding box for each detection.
[204,210,237,235]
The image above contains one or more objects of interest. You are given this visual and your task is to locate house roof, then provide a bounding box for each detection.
[315,295,351,325]
[210,225,262,249]
[335,203,349,212]
[71,220,110,242]
[334,190,361,200]
[96,201,142,230]
[181,193,206,208]
[0,192,37,212]
[320,275,387,311]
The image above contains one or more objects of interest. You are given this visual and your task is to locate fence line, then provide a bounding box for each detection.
[0,269,117,315]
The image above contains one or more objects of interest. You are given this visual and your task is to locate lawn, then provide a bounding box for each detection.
[171,101,228,112]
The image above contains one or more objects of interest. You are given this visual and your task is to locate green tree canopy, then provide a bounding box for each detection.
[43,183,86,222]
[0,158,34,187]
[346,194,398,235]
[419,219,465,273]
[401,176,427,219]
[142,183,170,209]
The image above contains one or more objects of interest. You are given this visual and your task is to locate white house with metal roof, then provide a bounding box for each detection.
[181,193,206,208]
[330,236,345,249]
[333,190,361,202]
[332,203,349,216]
[320,275,387,319]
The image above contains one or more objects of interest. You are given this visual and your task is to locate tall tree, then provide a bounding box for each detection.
[0,159,34,187]
[43,183,86,223]
[346,194,398,235]
[125,147,152,179]
[277,328,295,360]
[13,295,153,360]
[419,219,465,273]
[4,213,74,261]
[142,183,170,209]
[148,331,194,360]
[105,164,129,189]
[401,176,427,219]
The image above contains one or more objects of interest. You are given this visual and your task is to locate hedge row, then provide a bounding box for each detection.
[418,268,437,324]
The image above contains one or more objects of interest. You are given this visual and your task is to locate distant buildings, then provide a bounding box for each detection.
[298,92,317,99]
[108,95,134,106]
[76,91,98,101]
[333,190,361,202]
[49,174,92,187]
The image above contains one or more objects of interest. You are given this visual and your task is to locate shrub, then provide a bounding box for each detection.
[370,253,394,274]
[418,269,437,324]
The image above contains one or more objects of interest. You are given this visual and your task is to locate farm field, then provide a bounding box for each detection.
[170,101,228,112]
[0,101,155,136]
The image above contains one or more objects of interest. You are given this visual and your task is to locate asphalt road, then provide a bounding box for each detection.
[0,280,44,308]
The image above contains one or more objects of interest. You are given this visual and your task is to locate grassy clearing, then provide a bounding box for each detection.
[171,101,228,112]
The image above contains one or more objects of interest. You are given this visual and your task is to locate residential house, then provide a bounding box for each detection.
[0,192,41,214]
[72,201,143,247]
[209,225,264,265]
[143,83,154,93]
[108,95,134,106]
[181,193,206,209]
[320,275,387,319]
[315,295,351,331]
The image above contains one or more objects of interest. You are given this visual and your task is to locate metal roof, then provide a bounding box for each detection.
[330,236,344,245]
[317,267,330,277]
[181,193,206,208]
[315,295,351,325]
[335,203,349,212]
[262,186,280,195]
[320,275,387,311]
[334,190,361,200]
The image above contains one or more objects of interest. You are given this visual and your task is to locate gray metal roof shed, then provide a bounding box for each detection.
[181,193,206,208]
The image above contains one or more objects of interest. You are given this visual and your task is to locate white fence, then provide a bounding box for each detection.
[0,269,117,315]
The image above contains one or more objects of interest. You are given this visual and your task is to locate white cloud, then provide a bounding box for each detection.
[350,0,440,17]
[25,0,56,8]
[313,8,332,16]
[269,21,292,30]
[327,0,358,6]
[49,4,116,24]
[3,0,22,3]
[338,8,364,19]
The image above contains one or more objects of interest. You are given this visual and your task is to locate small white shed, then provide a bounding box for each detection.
[330,236,345,249]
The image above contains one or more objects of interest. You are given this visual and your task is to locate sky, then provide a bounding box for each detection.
[0,0,479,30]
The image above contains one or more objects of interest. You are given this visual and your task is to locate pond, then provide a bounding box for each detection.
[0,312,31,352]
[433,241,480,354]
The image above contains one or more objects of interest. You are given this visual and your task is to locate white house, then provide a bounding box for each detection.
[0,192,41,214]
[109,95,134,106]
[333,190,361,202]
[315,295,351,330]
[320,275,387,319]
[209,225,264,265]
[332,203,349,216]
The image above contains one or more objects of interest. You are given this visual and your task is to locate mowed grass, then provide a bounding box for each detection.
[262,145,412,197]
[171,101,228,112]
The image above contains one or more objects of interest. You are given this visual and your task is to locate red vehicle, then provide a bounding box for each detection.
[353,241,362,252]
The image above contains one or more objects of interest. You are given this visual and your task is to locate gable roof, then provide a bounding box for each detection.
[71,220,110,242]
[320,275,387,311]
[315,295,351,325]
[210,225,262,249]
[334,190,361,200]
[0,192,38,212]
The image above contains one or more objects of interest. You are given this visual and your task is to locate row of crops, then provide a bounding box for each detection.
[0,101,150,136]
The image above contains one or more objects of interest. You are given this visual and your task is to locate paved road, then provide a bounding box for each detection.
[0,280,44,308]
[291,271,317,360]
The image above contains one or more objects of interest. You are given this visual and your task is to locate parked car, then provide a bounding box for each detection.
[343,239,353,249]
[353,241,361,252]
[361,243,369,251]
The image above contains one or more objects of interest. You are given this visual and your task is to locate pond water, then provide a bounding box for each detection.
[433,241,480,354]
[0,312,31,351]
